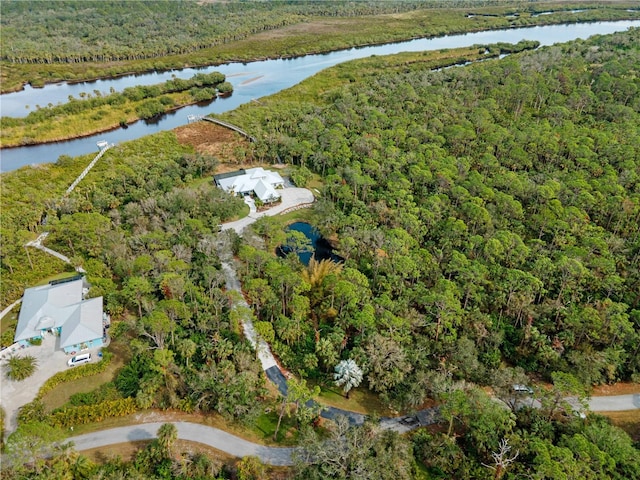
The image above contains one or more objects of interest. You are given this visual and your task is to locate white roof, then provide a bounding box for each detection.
[15,279,103,347]
[217,167,283,201]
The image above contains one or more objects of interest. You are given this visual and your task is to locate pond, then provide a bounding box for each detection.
[277,222,343,266]
[1,20,639,172]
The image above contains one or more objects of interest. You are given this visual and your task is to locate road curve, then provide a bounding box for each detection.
[69,421,296,466]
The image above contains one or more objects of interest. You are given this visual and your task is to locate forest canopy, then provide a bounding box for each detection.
[226,27,640,391]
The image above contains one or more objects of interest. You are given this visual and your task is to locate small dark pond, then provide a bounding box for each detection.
[277,222,343,266]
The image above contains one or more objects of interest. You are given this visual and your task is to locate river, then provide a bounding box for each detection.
[1,20,638,172]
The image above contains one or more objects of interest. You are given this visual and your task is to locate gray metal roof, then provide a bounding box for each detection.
[14,279,103,348]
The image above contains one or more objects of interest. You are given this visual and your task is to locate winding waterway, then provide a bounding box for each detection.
[1,20,638,172]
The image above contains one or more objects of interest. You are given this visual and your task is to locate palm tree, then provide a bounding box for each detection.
[302,257,343,288]
[302,258,343,343]
[5,355,37,381]
[334,359,363,399]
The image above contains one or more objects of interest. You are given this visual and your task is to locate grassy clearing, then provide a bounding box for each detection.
[311,381,396,417]
[40,339,130,411]
[254,410,300,445]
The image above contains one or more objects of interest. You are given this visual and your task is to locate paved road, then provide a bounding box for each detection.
[221,187,314,234]
[67,391,639,463]
[68,422,295,466]
[588,394,640,411]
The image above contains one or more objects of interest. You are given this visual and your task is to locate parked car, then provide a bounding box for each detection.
[513,384,534,394]
[67,353,91,367]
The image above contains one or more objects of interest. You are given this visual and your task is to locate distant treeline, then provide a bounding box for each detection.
[0,0,433,64]
[2,0,632,65]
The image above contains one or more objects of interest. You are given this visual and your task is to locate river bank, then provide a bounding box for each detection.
[2,2,638,94]
[2,20,638,172]
[0,46,494,148]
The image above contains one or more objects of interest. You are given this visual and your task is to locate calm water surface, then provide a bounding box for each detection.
[1,20,638,172]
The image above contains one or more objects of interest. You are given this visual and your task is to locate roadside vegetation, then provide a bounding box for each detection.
[1,0,638,92]
[0,72,230,147]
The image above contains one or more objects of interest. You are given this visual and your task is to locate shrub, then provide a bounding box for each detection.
[48,397,136,428]
[17,399,48,424]
[216,81,234,94]
[5,355,37,381]
[28,337,42,346]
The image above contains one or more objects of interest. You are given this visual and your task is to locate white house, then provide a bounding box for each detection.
[14,278,105,354]
[214,167,284,203]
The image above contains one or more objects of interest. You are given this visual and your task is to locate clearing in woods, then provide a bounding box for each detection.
[174,121,250,164]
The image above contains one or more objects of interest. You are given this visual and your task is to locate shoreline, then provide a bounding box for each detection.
[0,99,216,149]
[2,13,638,95]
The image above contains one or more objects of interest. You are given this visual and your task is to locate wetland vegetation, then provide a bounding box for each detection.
[0,72,230,147]
[1,0,638,92]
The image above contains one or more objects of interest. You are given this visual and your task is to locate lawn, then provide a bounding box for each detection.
[254,409,300,445]
[311,380,396,417]
[40,337,130,411]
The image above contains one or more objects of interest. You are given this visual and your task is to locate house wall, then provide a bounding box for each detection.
[63,337,104,354]
[17,338,39,348]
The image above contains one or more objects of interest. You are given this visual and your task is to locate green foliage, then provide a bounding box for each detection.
[48,397,137,428]
[236,455,268,480]
[5,355,37,381]
[68,382,122,407]
[47,398,137,428]
[17,399,48,425]
[37,352,113,398]
[290,165,313,188]
[1,328,16,348]
[232,27,640,390]
[1,71,228,146]
[5,421,67,470]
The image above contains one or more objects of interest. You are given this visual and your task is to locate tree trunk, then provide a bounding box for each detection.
[274,400,287,441]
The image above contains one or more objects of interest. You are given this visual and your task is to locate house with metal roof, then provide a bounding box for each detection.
[14,279,105,354]
[214,167,284,203]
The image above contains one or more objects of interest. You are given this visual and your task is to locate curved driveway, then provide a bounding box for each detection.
[221,187,314,234]
[36,186,640,464]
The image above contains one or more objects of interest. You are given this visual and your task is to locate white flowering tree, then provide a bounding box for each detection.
[334,359,363,399]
